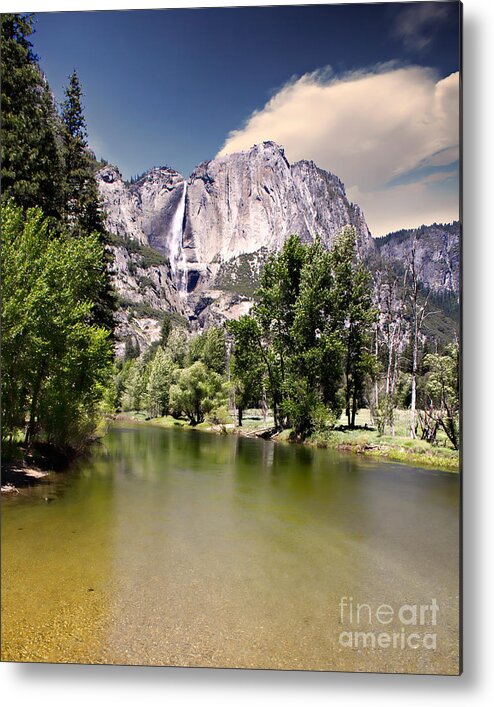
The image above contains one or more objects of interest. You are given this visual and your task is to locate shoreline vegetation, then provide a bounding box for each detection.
[1,406,458,494]
[0,438,95,494]
[113,409,459,473]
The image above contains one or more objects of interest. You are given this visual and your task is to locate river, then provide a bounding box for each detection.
[1,424,460,673]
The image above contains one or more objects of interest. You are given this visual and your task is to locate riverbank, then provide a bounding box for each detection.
[116,408,459,473]
[1,460,49,494]
[1,440,91,494]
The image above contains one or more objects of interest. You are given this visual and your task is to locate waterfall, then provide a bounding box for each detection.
[168,181,188,295]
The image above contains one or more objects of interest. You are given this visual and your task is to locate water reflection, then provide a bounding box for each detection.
[2,424,460,672]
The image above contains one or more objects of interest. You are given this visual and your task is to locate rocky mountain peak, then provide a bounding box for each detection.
[134,166,184,189]
[97,142,380,343]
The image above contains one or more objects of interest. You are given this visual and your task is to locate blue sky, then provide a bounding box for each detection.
[32,2,461,236]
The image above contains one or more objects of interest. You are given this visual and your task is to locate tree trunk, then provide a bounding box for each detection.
[273,398,279,431]
[351,390,357,428]
[390,326,403,438]
[261,388,267,424]
[345,372,352,427]
[410,321,418,439]
[24,370,43,446]
[345,331,353,427]
[374,322,379,412]
[238,407,243,427]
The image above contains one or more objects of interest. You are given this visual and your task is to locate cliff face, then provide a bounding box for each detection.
[98,165,186,259]
[182,142,373,279]
[97,142,376,344]
[96,142,459,351]
[375,222,460,295]
[108,238,188,356]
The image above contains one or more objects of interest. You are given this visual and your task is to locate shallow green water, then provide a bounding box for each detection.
[2,424,460,673]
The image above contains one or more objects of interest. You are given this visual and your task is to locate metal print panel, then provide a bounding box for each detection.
[1,2,462,674]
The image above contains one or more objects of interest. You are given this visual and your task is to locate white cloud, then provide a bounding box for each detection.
[217,66,459,235]
[393,2,451,52]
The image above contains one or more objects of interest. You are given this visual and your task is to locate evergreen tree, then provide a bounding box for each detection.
[61,69,116,333]
[0,14,65,219]
[124,337,141,361]
[159,313,173,348]
[61,71,102,236]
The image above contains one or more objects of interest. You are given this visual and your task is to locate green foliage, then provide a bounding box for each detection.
[169,362,228,425]
[62,70,101,236]
[159,313,173,347]
[188,326,226,374]
[165,327,189,367]
[0,19,117,452]
[290,237,345,424]
[207,405,231,427]
[111,359,133,411]
[1,201,112,447]
[144,349,177,418]
[226,230,376,436]
[1,14,65,219]
[124,337,141,361]
[121,358,149,412]
[329,227,377,426]
[214,249,268,297]
[137,275,157,293]
[282,378,331,439]
[108,232,168,269]
[130,302,167,321]
[251,234,308,428]
[423,344,460,450]
[226,316,265,424]
[61,70,116,333]
[138,243,168,269]
[255,234,307,342]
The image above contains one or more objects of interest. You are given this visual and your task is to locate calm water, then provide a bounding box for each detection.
[1,424,460,673]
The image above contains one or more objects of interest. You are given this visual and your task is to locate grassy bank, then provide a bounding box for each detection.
[307,408,459,472]
[117,408,459,473]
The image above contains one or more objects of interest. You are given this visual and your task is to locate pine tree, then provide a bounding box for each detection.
[61,71,102,235]
[61,70,116,333]
[0,14,65,219]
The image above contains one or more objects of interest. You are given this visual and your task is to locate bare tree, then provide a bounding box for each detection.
[404,239,437,439]
[371,264,407,436]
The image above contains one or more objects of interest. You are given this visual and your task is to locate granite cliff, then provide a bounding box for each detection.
[97,142,459,351]
[375,222,460,295]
